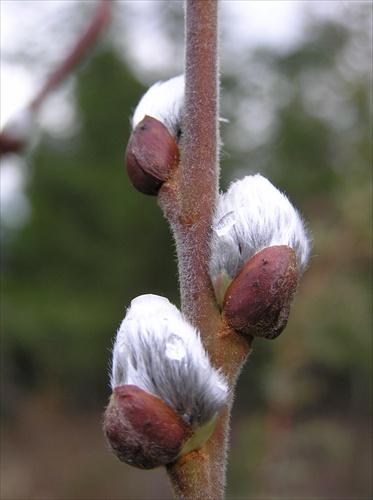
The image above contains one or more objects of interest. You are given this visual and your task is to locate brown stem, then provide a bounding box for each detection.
[158,0,219,336]
[159,0,252,498]
[166,447,217,500]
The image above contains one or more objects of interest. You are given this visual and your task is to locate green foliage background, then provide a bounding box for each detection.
[1,2,372,499]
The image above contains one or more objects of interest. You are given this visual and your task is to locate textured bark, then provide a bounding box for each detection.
[159,1,252,498]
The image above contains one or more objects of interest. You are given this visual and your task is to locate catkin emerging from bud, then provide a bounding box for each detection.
[105,295,229,469]
[125,76,184,195]
[209,174,312,339]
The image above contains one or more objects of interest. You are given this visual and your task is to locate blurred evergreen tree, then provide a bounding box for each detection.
[1,47,178,409]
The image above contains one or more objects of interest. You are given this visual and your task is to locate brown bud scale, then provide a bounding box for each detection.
[222,245,299,339]
[125,115,180,195]
[104,385,193,469]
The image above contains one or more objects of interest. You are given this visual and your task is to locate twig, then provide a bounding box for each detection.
[158,1,252,497]
[0,0,113,157]
[29,0,113,112]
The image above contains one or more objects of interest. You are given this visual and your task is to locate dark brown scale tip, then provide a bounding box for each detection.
[125,115,180,195]
[222,245,299,339]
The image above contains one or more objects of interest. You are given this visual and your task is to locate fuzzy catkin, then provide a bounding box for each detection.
[132,75,185,139]
[111,294,228,428]
[209,174,311,281]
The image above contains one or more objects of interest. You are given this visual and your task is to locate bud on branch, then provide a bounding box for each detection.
[104,294,228,469]
[125,76,184,194]
[209,174,311,339]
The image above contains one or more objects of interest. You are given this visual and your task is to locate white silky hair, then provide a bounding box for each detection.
[209,174,311,281]
[132,75,185,140]
[111,294,228,428]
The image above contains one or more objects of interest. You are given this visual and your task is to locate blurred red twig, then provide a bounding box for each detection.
[0,0,113,157]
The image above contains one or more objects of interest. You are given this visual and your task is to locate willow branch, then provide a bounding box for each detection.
[158,1,252,498]
[158,0,220,338]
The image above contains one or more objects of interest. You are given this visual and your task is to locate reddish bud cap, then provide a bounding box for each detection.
[222,245,299,339]
[125,115,180,195]
[104,385,193,469]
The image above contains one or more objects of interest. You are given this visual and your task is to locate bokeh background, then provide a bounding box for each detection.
[1,1,372,499]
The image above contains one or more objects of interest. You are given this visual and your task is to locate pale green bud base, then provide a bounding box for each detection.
[179,417,218,458]
[212,271,232,308]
